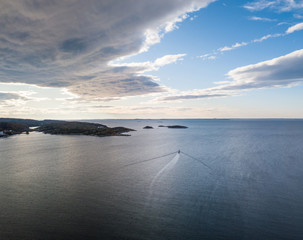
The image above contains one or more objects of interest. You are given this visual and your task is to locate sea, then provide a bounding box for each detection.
[0,119,303,240]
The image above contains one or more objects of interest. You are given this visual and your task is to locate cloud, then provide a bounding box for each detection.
[219,21,303,53]
[0,0,215,99]
[0,92,24,101]
[294,13,303,19]
[211,22,302,57]
[111,54,186,73]
[96,105,215,118]
[225,48,303,89]
[218,42,248,52]
[162,49,303,101]
[244,0,276,11]
[253,33,283,42]
[199,33,282,61]
[277,22,290,26]
[69,75,166,98]
[249,16,277,21]
[159,93,229,101]
[286,22,303,33]
[199,31,286,61]
[70,53,186,99]
[218,33,284,53]
[244,0,303,12]
[0,92,31,109]
[154,54,186,67]
[198,53,216,60]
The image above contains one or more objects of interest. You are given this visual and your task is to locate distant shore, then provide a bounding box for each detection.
[0,118,134,138]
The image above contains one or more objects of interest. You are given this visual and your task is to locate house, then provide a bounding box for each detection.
[0,131,5,136]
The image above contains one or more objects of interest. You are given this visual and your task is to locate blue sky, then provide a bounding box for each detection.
[0,0,303,119]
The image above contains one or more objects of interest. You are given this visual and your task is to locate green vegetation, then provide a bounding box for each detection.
[37,122,134,136]
[0,118,65,127]
[0,122,29,136]
[0,118,134,137]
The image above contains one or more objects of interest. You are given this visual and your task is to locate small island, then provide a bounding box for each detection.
[0,118,134,137]
[143,126,154,129]
[157,125,188,129]
[167,125,188,129]
[38,122,134,137]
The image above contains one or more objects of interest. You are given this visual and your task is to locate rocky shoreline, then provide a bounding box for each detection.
[0,118,134,138]
[1,118,188,138]
[38,122,134,137]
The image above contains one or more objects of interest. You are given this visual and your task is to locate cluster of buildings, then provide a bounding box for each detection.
[0,130,14,137]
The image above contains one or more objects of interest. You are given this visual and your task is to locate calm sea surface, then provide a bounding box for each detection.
[0,119,303,240]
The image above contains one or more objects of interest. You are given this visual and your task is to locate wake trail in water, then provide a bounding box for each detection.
[145,154,180,210]
[122,151,176,168]
[149,153,180,191]
[181,152,213,171]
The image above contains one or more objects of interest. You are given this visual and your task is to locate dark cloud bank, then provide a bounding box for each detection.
[0,0,214,99]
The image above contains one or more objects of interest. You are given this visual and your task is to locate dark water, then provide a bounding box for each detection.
[1,119,303,240]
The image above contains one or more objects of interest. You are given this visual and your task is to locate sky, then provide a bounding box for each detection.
[0,0,303,119]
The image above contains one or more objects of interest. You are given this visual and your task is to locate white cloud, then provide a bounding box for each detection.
[154,54,186,67]
[0,92,24,101]
[111,54,186,71]
[277,22,290,26]
[244,0,276,11]
[244,0,303,12]
[211,22,302,57]
[159,92,230,101]
[249,16,277,21]
[142,29,163,52]
[218,42,248,52]
[253,33,282,42]
[0,0,215,99]
[208,56,217,60]
[199,53,216,60]
[190,15,198,21]
[164,14,189,32]
[286,22,303,33]
[0,92,30,109]
[199,32,283,61]
[225,49,303,88]
[163,49,303,101]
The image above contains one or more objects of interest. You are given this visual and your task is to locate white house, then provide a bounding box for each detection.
[0,131,4,136]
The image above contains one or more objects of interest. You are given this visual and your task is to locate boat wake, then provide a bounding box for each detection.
[149,153,180,191]
[145,153,180,208]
